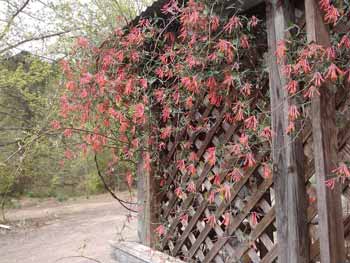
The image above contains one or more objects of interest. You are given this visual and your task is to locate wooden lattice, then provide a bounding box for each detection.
[129,0,350,262]
[158,90,350,263]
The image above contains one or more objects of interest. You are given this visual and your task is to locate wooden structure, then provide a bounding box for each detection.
[111,241,185,263]
[134,0,350,262]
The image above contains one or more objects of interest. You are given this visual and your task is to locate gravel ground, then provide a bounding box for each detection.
[0,194,138,263]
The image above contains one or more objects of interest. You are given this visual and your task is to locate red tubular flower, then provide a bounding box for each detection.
[260,126,273,140]
[275,40,287,63]
[222,184,231,201]
[241,82,252,96]
[177,159,186,170]
[244,116,258,131]
[288,105,300,121]
[155,225,165,236]
[230,168,243,182]
[180,214,189,225]
[281,64,293,78]
[332,163,350,177]
[66,81,75,91]
[187,164,196,176]
[285,80,298,95]
[325,63,344,81]
[324,5,340,25]
[304,85,320,99]
[229,143,241,155]
[186,181,196,193]
[223,212,230,226]
[325,178,335,190]
[63,128,73,137]
[244,153,256,168]
[224,16,242,33]
[262,163,272,179]
[325,47,336,61]
[205,214,216,227]
[76,37,89,48]
[286,121,295,134]
[206,147,216,166]
[210,16,220,32]
[248,16,258,28]
[339,35,350,49]
[175,187,184,198]
[208,191,215,204]
[126,171,133,189]
[311,72,325,87]
[189,151,198,162]
[64,149,74,160]
[251,212,259,226]
[319,0,330,10]
[51,120,61,130]
[240,35,250,49]
[213,173,221,185]
[162,106,171,122]
[215,40,235,63]
[160,126,172,139]
[239,133,249,146]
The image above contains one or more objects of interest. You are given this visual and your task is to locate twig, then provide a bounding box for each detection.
[94,154,137,212]
[54,255,102,263]
[0,30,73,55]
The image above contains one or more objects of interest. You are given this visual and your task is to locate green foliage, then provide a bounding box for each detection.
[0,1,152,208]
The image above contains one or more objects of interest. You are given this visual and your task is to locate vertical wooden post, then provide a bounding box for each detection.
[305,1,345,262]
[137,151,151,246]
[266,1,309,262]
[137,137,161,248]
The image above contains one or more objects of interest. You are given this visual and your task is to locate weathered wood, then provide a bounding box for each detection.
[161,120,239,249]
[163,106,227,219]
[266,1,309,262]
[137,150,150,245]
[111,241,185,263]
[304,1,345,262]
[202,177,274,262]
[184,162,262,258]
[235,207,276,259]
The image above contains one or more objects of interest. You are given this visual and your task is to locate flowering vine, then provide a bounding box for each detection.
[54,0,350,245]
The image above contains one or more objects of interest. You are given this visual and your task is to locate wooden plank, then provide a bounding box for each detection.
[305,1,345,262]
[261,245,278,263]
[162,138,236,249]
[202,177,274,263]
[265,1,309,262]
[161,119,240,249]
[166,96,212,162]
[235,207,276,259]
[185,159,264,259]
[163,106,227,219]
[110,241,185,263]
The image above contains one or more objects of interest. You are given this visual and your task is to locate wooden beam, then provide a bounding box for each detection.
[266,1,309,262]
[304,0,345,262]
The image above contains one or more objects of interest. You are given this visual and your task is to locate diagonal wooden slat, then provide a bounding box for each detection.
[161,120,240,249]
[162,105,228,218]
[201,177,273,262]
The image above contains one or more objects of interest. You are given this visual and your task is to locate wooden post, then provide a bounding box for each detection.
[305,0,345,262]
[137,150,150,246]
[266,1,309,262]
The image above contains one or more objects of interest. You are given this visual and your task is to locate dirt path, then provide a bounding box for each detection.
[0,194,138,263]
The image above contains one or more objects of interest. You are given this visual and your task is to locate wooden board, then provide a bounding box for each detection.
[305,0,346,262]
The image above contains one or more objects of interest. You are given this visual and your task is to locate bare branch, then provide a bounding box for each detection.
[0,0,30,42]
[94,154,138,212]
[0,29,73,55]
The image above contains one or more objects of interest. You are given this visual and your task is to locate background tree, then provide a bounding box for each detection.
[0,0,153,221]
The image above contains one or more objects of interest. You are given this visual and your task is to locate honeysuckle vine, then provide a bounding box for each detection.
[53,0,350,240]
